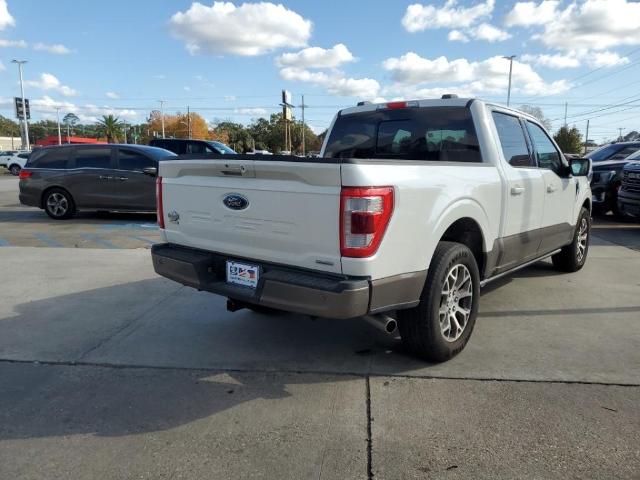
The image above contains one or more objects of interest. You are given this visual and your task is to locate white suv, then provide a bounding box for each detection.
[0,151,30,175]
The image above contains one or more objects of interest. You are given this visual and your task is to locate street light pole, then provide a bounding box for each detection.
[503,55,516,107]
[159,100,166,138]
[12,59,30,150]
[55,107,62,145]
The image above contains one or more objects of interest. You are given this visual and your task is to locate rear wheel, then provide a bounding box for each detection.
[397,241,480,362]
[43,188,75,220]
[552,207,590,272]
[9,164,20,176]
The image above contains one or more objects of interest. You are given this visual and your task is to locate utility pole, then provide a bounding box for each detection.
[55,107,62,145]
[67,122,70,143]
[618,128,624,142]
[187,105,192,139]
[300,94,306,156]
[12,59,30,150]
[123,119,127,144]
[564,102,568,127]
[584,119,589,155]
[159,100,166,138]
[503,55,516,107]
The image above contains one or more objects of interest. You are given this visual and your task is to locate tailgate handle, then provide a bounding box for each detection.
[221,164,247,176]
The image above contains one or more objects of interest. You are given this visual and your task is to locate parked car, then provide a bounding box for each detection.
[149,138,236,155]
[617,160,640,219]
[19,144,176,219]
[588,141,640,214]
[151,97,592,362]
[1,150,30,175]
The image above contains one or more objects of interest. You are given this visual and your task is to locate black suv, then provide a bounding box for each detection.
[19,144,175,219]
[618,161,640,218]
[588,142,640,214]
[149,138,236,155]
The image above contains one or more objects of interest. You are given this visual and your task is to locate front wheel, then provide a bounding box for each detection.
[397,241,480,362]
[552,207,590,272]
[9,164,20,176]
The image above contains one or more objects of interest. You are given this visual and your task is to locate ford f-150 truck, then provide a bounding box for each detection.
[151,97,592,362]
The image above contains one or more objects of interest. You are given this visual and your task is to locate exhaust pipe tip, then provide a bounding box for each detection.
[363,314,397,335]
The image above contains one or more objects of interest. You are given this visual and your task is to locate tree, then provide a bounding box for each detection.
[98,115,123,143]
[518,105,552,130]
[554,126,583,154]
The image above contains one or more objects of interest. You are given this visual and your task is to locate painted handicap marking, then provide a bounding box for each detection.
[80,233,117,249]
[0,236,11,246]
[34,233,63,247]
[100,223,158,230]
[128,235,155,245]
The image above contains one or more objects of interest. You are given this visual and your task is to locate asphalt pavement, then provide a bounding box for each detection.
[0,173,638,479]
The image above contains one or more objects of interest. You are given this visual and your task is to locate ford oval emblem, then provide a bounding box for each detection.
[223,193,249,210]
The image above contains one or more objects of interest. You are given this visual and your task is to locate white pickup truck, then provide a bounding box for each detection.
[151,97,592,362]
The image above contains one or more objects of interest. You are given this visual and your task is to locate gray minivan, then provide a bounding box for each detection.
[19,144,176,219]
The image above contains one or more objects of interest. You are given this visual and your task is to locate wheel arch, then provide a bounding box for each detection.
[430,200,495,279]
[40,185,75,210]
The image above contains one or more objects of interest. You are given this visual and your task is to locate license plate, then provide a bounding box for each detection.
[226,261,259,289]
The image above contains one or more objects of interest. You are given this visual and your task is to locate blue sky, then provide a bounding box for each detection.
[0,0,639,142]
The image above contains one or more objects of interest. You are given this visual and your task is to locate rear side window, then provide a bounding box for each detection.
[186,142,207,154]
[526,122,563,174]
[75,148,112,169]
[323,106,481,162]
[118,149,156,171]
[28,148,70,169]
[492,112,534,167]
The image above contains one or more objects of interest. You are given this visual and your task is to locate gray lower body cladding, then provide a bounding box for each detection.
[151,243,426,320]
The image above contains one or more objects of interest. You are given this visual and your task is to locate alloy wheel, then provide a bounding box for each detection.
[438,263,473,342]
[577,217,588,262]
[46,193,68,217]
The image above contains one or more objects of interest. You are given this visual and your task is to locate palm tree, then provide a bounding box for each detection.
[98,115,122,143]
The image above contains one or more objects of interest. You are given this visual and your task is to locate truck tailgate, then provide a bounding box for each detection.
[159,159,343,274]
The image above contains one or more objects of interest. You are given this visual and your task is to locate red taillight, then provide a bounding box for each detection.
[156,176,165,229]
[386,101,407,110]
[19,169,32,179]
[340,187,394,258]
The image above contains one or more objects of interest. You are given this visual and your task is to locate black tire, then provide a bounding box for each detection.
[9,164,20,176]
[43,188,76,220]
[397,241,480,362]
[552,207,590,272]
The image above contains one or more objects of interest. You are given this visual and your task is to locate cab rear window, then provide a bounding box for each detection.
[323,106,481,162]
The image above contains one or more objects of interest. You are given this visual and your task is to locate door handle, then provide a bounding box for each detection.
[116,176,128,181]
[99,175,113,180]
[510,186,525,195]
[547,185,557,193]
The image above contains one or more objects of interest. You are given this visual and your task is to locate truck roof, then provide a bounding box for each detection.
[338,97,540,124]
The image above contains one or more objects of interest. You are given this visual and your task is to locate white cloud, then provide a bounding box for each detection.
[0,38,27,48]
[30,95,77,112]
[402,0,494,32]
[234,107,268,116]
[382,52,571,97]
[522,50,629,69]
[513,0,640,50]
[105,91,119,99]
[25,73,77,97]
[33,42,73,55]
[0,0,14,30]
[169,1,312,56]
[183,86,191,91]
[472,23,511,42]
[276,44,354,69]
[224,95,236,101]
[279,67,380,99]
[0,60,4,71]
[448,30,469,42]
[504,0,559,27]
[153,74,166,80]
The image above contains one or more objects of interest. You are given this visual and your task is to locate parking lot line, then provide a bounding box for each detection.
[34,233,63,248]
[128,235,155,245]
[80,233,117,249]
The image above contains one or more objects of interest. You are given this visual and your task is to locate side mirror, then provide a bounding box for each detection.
[142,166,158,177]
[569,157,591,177]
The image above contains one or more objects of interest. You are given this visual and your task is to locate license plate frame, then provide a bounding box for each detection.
[226,260,259,289]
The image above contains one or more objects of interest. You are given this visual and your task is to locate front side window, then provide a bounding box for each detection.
[324,106,481,162]
[492,112,534,167]
[526,122,563,174]
[118,149,156,171]
[75,148,112,169]
[186,142,206,154]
